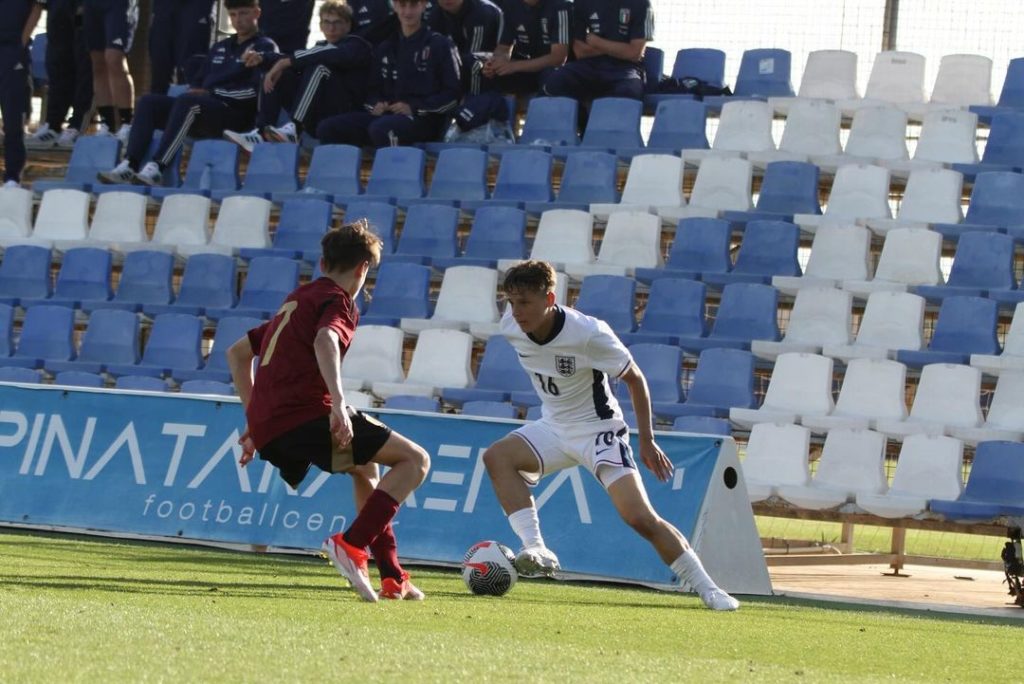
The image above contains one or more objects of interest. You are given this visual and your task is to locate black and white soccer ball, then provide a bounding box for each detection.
[462,540,517,596]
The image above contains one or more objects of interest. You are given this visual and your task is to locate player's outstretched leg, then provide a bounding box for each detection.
[605,471,739,611]
[483,435,560,577]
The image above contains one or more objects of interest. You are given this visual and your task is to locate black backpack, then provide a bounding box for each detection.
[656,76,733,101]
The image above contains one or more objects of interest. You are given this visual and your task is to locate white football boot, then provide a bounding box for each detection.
[514,544,561,577]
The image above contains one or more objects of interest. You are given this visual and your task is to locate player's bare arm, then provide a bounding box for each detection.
[619,362,672,482]
[226,336,258,465]
[313,326,353,447]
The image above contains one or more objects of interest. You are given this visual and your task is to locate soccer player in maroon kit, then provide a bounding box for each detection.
[227,221,431,603]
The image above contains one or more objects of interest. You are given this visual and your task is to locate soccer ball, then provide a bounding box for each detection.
[462,540,517,596]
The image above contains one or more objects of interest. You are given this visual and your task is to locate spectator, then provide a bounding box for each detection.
[148,0,216,95]
[427,0,502,94]
[1,0,43,187]
[26,0,93,149]
[543,0,653,101]
[482,0,571,94]
[96,0,276,187]
[349,0,398,46]
[316,0,460,148]
[223,0,373,151]
[83,0,138,141]
[259,0,315,53]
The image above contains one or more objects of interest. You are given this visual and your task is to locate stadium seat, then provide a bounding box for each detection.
[383,395,441,412]
[0,186,33,241]
[971,301,1024,375]
[54,370,105,388]
[499,209,593,273]
[573,275,636,335]
[363,146,426,202]
[90,249,173,312]
[670,415,731,436]
[361,262,432,326]
[875,363,984,439]
[865,167,964,235]
[241,198,334,262]
[615,343,686,419]
[538,151,618,212]
[570,211,661,278]
[176,315,264,384]
[703,220,800,286]
[461,400,518,419]
[935,172,1024,239]
[0,367,42,383]
[856,434,964,518]
[904,53,993,119]
[776,428,888,510]
[179,379,234,396]
[149,193,211,254]
[517,96,579,148]
[636,217,731,284]
[340,324,406,390]
[0,303,12,358]
[47,308,140,374]
[801,357,908,433]
[689,100,774,162]
[741,422,812,502]
[33,135,119,193]
[151,139,240,199]
[815,106,909,170]
[213,142,299,200]
[971,56,1024,122]
[772,224,870,294]
[92,130,184,196]
[591,154,685,220]
[748,99,841,166]
[437,206,526,269]
[707,48,793,107]
[729,352,834,428]
[469,149,553,209]
[950,371,1024,443]
[82,191,148,250]
[723,161,822,225]
[667,156,752,222]
[345,390,374,409]
[751,286,852,360]
[642,99,709,155]
[896,295,999,367]
[400,265,500,337]
[678,282,780,352]
[576,97,643,154]
[823,290,925,362]
[28,246,112,309]
[8,188,90,248]
[842,227,942,298]
[146,253,236,317]
[342,200,397,254]
[885,109,979,176]
[644,47,726,111]
[914,231,1015,300]
[372,328,474,398]
[105,313,203,378]
[0,244,52,305]
[442,334,533,405]
[676,347,756,418]
[929,441,1024,519]
[208,256,299,320]
[421,147,488,205]
[769,49,858,113]
[641,46,664,96]
[620,277,705,346]
[795,163,891,232]
[4,304,73,369]
[839,50,925,113]
[272,144,361,202]
[179,195,271,257]
[951,111,1024,178]
[391,204,459,264]
[114,374,170,391]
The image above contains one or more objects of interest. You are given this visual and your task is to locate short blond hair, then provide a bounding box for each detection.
[319,0,352,23]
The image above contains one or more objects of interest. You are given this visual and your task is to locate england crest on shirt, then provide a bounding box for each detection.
[555,355,576,377]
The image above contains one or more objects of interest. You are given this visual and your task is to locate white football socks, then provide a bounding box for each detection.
[508,507,545,549]
[670,548,717,596]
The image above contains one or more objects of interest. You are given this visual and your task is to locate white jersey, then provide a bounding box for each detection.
[501,306,633,425]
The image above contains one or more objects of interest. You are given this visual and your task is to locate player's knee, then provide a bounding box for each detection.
[621,509,660,539]
[482,444,508,475]
[406,443,430,482]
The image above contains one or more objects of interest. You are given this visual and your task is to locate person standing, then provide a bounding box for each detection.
[148,0,216,95]
[82,0,138,141]
[259,0,315,53]
[1,0,43,187]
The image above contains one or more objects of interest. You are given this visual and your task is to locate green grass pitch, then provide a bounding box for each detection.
[1,529,1020,683]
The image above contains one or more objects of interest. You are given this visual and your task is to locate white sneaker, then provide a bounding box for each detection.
[25,123,59,148]
[223,128,264,152]
[3,180,21,189]
[134,161,163,187]
[97,159,135,185]
[700,588,740,611]
[56,127,79,148]
[514,544,561,577]
[115,124,132,146]
[266,121,298,143]
[321,534,378,602]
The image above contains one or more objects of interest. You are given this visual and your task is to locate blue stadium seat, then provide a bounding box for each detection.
[914,232,1016,300]
[146,253,237,317]
[0,367,42,383]
[929,441,1024,519]
[951,112,1024,179]
[273,144,361,202]
[420,147,488,205]
[115,374,170,391]
[434,205,527,269]
[151,139,240,199]
[642,99,709,154]
[721,161,821,224]
[706,48,793,109]
[677,348,756,418]
[462,400,518,419]
[0,245,52,306]
[574,275,636,335]
[93,131,184,196]
[615,343,687,419]
[92,250,174,312]
[935,172,1024,240]
[637,218,731,284]
[642,46,664,93]
[671,415,731,436]
[896,296,1000,368]
[207,256,299,320]
[0,303,12,358]
[678,282,780,352]
[703,220,800,286]
[361,262,432,326]
[620,278,706,346]
[644,48,727,110]
[176,315,264,383]
[972,57,1024,122]
[212,142,299,200]
[33,136,120,193]
[47,308,140,374]
[240,198,333,262]
[533,150,619,213]
[363,146,426,202]
[106,313,203,377]
[391,204,460,265]
[442,335,532,404]
[180,379,234,396]
[516,96,579,148]
[384,395,440,412]
[22,247,112,310]
[342,200,397,254]
[574,97,643,155]
[5,304,74,368]
[524,405,543,419]
[465,149,553,209]
[54,370,105,388]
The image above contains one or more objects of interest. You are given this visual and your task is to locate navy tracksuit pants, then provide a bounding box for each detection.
[0,43,31,182]
[148,0,214,95]
[44,0,93,131]
[126,92,253,168]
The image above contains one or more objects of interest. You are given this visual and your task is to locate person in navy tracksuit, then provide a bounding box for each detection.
[0,0,43,186]
[316,0,461,148]
[97,0,276,187]
[349,0,398,47]
[82,0,138,136]
[259,0,315,53]
[543,0,653,101]
[148,0,216,95]
[482,0,571,95]
[427,0,501,94]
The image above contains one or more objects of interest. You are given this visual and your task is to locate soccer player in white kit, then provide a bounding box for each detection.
[483,261,740,610]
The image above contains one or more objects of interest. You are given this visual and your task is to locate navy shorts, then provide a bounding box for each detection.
[83,0,139,52]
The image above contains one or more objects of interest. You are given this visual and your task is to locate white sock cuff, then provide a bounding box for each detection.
[670,548,716,595]
[508,507,544,549]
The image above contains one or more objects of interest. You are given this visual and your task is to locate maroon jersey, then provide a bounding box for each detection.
[245,277,359,449]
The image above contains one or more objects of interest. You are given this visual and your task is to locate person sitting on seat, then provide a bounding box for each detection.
[482,0,571,96]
